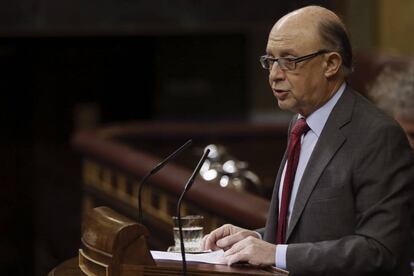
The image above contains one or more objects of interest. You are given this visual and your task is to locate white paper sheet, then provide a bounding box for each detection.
[150,249,226,265]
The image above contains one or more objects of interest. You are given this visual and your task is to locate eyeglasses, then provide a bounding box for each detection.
[259,49,331,71]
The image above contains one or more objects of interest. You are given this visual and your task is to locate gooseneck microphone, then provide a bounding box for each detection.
[176,148,210,276]
[137,139,192,224]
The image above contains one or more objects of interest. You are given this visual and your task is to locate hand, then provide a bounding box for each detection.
[223,236,276,267]
[201,224,260,251]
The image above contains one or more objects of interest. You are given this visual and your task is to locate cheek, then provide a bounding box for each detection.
[288,75,308,98]
[297,72,323,95]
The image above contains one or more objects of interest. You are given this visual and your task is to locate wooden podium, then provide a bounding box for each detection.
[49,207,288,275]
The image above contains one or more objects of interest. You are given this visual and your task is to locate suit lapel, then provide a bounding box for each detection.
[285,87,355,242]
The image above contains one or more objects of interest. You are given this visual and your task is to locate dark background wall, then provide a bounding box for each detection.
[0,1,339,275]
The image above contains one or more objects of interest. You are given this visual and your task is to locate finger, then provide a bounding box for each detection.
[217,231,248,249]
[223,238,246,257]
[204,235,221,251]
[225,250,249,266]
[224,240,256,266]
[200,234,209,250]
[204,228,227,250]
[202,224,241,251]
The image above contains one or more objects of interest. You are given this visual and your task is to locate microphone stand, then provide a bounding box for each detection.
[176,149,210,276]
[137,139,192,224]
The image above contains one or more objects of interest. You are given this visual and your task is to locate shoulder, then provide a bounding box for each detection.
[342,87,403,135]
[330,86,412,156]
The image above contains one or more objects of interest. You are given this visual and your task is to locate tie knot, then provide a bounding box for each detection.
[291,118,310,137]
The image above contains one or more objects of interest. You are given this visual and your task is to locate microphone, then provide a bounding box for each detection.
[176,148,210,276]
[137,139,192,224]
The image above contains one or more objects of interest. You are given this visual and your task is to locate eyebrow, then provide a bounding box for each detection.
[280,49,298,57]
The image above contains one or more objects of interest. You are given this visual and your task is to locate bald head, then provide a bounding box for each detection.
[271,5,352,74]
[275,6,341,29]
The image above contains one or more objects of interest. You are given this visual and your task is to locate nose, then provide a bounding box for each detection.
[269,62,286,83]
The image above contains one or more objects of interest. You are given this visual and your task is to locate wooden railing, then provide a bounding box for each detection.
[72,121,288,250]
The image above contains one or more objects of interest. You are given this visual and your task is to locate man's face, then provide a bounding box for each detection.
[395,115,414,150]
[266,20,333,116]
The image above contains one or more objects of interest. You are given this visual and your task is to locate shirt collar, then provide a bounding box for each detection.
[300,82,346,137]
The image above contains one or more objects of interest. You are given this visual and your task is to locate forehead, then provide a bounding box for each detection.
[266,21,321,55]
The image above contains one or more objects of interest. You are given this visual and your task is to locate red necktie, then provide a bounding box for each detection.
[276,118,310,244]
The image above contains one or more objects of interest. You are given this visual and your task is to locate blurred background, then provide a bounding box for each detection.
[1,0,413,275]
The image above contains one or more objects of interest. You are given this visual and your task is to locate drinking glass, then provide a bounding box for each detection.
[172,215,204,252]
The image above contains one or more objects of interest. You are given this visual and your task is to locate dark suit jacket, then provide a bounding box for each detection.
[259,86,414,275]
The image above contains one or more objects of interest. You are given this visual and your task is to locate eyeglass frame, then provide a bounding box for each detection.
[259,49,332,71]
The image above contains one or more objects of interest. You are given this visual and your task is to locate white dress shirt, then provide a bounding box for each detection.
[275,82,346,269]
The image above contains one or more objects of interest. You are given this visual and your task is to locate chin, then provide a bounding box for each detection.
[277,101,295,113]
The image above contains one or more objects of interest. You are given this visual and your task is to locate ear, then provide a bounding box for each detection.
[323,52,342,78]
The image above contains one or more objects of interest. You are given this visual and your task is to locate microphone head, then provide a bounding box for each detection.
[138,139,192,224]
[184,148,210,192]
[151,139,192,174]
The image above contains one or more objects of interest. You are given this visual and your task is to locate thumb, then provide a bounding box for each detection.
[216,233,244,249]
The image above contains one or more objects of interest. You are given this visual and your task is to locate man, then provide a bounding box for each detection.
[202,5,414,275]
[368,63,414,150]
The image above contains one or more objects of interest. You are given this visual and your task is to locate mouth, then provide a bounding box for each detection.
[272,88,289,99]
